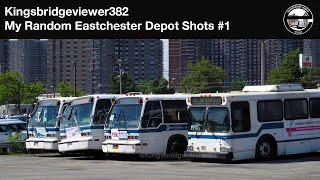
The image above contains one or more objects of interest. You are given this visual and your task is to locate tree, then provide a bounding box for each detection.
[22,82,45,104]
[0,71,45,113]
[229,77,246,91]
[137,78,175,94]
[268,48,302,84]
[56,81,73,97]
[267,48,320,88]
[56,81,85,97]
[300,67,320,89]
[0,71,25,105]
[109,72,136,94]
[180,57,227,93]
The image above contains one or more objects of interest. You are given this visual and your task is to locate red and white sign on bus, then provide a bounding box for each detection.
[299,54,313,69]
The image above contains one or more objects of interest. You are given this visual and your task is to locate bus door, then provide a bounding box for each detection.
[161,100,189,153]
[230,101,253,154]
[140,100,163,154]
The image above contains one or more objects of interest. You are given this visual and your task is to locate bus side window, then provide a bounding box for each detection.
[94,99,112,124]
[142,101,162,128]
[162,100,188,124]
[231,101,251,132]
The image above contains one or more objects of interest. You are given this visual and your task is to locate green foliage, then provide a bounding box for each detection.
[268,49,302,84]
[109,72,136,94]
[76,89,85,96]
[137,78,175,94]
[0,71,44,109]
[23,82,45,104]
[56,81,73,97]
[56,81,84,97]
[7,132,26,155]
[0,71,25,105]
[300,67,320,88]
[229,77,247,91]
[180,57,227,93]
[267,48,320,89]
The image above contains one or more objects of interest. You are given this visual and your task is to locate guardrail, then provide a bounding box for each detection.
[0,140,25,154]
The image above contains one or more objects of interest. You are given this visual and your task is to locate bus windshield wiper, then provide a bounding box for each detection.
[116,107,124,129]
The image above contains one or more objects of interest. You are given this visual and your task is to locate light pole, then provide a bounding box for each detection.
[117,59,123,94]
[260,40,267,85]
[73,61,77,97]
[89,69,94,94]
[51,85,55,98]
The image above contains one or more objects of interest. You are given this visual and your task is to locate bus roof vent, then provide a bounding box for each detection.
[126,92,143,96]
[242,84,304,92]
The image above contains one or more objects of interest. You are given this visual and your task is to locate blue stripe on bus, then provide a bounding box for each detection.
[59,125,105,133]
[80,125,104,130]
[188,122,284,139]
[46,127,59,132]
[104,124,189,133]
[27,127,58,132]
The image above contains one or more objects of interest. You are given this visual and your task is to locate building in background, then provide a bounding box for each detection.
[0,39,9,73]
[304,39,320,67]
[48,39,163,94]
[169,39,211,88]
[169,39,303,89]
[8,39,48,84]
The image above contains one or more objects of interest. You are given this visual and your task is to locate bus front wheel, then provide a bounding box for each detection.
[166,138,186,155]
[255,136,276,161]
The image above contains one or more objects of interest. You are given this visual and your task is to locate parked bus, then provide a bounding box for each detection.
[26,97,75,151]
[58,94,123,153]
[186,84,320,161]
[102,94,191,156]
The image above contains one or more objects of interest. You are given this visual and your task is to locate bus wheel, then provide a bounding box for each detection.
[255,136,276,160]
[166,139,186,155]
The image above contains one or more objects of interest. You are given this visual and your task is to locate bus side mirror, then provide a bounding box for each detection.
[27,104,35,115]
[93,114,100,124]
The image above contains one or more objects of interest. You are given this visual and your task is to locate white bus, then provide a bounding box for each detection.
[26,97,75,151]
[58,94,123,153]
[186,84,320,161]
[102,94,191,156]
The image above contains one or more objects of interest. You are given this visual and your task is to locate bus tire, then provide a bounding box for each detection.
[166,136,187,156]
[255,136,276,161]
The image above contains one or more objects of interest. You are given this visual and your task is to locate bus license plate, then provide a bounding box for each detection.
[113,145,119,149]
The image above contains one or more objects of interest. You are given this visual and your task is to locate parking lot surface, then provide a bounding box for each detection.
[1,153,320,179]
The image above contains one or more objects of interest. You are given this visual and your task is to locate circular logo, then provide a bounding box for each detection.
[283,4,314,35]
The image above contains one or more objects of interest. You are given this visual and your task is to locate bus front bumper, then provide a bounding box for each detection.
[26,138,59,150]
[58,137,102,152]
[102,140,143,154]
[185,151,234,161]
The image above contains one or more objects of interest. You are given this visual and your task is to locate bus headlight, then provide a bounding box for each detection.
[47,134,56,137]
[81,132,92,136]
[187,146,194,151]
[220,146,232,152]
[128,136,139,139]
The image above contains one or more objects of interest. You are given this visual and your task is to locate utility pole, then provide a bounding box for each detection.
[89,69,94,94]
[260,40,266,85]
[73,61,77,97]
[117,59,123,94]
[51,85,55,98]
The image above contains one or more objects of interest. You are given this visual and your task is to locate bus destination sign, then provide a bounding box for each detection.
[191,97,222,105]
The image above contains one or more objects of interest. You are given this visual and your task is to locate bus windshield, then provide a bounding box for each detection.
[188,107,206,132]
[29,106,59,128]
[207,107,230,133]
[60,103,93,128]
[105,104,142,129]
[188,107,230,133]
